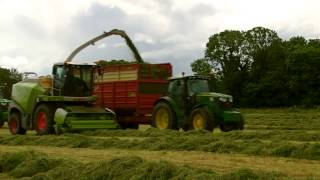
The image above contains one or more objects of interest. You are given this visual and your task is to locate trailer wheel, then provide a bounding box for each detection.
[152,102,177,130]
[8,112,26,135]
[126,123,139,129]
[34,104,55,135]
[189,107,214,131]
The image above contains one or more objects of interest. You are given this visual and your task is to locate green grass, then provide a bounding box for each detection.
[242,108,320,130]
[0,108,320,178]
[0,151,286,180]
[81,128,320,142]
[0,130,319,160]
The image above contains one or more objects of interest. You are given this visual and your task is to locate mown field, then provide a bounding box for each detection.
[0,108,320,179]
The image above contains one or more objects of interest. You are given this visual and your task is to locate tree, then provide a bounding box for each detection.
[204,30,251,102]
[0,67,22,99]
[241,27,289,106]
[191,58,212,75]
[286,40,320,106]
[205,30,249,75]
[243,41,289,107]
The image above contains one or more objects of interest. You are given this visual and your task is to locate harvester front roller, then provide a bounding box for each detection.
[54,106,118,134]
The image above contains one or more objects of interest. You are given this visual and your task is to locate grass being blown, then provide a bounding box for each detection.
[0,151,285,180]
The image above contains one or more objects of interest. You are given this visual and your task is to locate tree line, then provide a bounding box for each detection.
[191,27,320,107]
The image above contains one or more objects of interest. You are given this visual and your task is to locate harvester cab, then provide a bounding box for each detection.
[152,75,244,132]
[52,62,95,97]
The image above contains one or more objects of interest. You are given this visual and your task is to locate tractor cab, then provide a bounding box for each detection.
[168,76,214,95]
[52,62,95,97]
[167,76,218,112]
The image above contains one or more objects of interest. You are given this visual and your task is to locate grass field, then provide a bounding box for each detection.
[0,108,319,179]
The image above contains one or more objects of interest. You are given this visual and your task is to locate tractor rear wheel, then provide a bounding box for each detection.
[8,112,26,135]
[34,104,55,135]
[189,107,214,131]
[152,102,177,130]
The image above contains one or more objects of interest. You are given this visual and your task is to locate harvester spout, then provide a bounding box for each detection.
[65,29,144,63]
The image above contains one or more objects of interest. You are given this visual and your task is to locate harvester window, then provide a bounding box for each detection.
[55,67,65,80]
[53,66,66,95]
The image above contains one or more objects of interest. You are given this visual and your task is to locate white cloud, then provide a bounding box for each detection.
[0,56,29,71]
[134,33,155,44]
[97,43,106,49]
[0,0,320,76]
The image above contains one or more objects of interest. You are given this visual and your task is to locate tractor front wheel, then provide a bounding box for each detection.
[34,104,55,135]
[152,102,177,130]
[189,107,214,131]
[8,112,26,135]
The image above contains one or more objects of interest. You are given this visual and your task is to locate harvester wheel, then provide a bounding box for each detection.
[152,102,177,130]
[8,112,26,135]
[34,104,55,135]
[189,107,214,131]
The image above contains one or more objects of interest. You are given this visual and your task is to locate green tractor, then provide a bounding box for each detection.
[152,76,244,132]
[6,29,139,135]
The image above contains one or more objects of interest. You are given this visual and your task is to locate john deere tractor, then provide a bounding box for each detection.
[6,29,140,135]
[152,76,244,132]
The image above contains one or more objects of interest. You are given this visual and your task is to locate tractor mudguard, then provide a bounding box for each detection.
[54,106,118,133]
[154,96,184,127]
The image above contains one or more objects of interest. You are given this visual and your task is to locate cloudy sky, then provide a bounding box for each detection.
[0,0,319,75]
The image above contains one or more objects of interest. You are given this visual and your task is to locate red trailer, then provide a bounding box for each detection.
[94,63,172,128]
